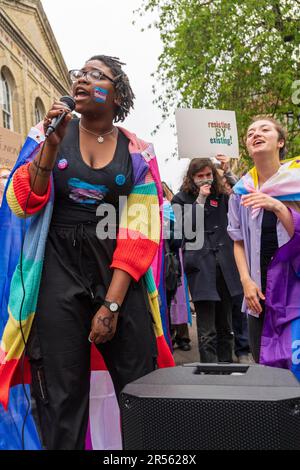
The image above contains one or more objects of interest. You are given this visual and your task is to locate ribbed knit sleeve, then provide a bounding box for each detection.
[6,162,51,218]
[111,171,160,281]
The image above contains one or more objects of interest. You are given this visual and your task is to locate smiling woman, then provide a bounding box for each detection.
[0,54,174,450]
[246,116,287,161]
[228,115,300,375]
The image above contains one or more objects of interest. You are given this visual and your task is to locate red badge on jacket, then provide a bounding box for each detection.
[210,200,218,207]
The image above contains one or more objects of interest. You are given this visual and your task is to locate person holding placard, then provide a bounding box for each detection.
[172,158,242,363]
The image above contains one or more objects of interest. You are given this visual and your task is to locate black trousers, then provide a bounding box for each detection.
[171,324,191,345]
[28,223,157,450]
[194,267,233,363]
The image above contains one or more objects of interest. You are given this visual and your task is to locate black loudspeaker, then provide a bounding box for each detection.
[120,363,300,450]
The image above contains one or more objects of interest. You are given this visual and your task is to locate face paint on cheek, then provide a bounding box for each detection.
[92,86,108,103]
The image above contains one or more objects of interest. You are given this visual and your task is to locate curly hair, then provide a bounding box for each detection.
[88,55,135,122]
[181,158,225,197]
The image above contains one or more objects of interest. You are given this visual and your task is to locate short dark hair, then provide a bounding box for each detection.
[181,158,225,197]
[88,55,135,122]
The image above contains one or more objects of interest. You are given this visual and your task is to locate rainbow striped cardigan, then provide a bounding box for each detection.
[0,123,174,411]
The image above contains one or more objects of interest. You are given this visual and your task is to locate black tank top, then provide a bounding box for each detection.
[260,210,279,292]
[51,119,133,225]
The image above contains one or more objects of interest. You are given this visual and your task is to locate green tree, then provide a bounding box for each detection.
[138,0,300,167]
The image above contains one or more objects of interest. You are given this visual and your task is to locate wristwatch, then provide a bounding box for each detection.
[103,300,121,313]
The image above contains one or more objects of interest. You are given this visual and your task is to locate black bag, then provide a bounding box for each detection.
[165,242,181,293]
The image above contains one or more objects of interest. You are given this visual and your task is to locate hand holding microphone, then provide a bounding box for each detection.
[44,96,75,146]
[29,96,75,196]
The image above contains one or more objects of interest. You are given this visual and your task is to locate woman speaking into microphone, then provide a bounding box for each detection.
[0,55,173,449]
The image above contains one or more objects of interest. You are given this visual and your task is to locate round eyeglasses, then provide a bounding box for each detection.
[69,69,115,84]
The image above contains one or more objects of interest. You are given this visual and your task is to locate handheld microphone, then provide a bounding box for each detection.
[45,95,76,138]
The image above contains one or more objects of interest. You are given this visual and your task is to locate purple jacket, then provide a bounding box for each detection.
[261,210,300,373]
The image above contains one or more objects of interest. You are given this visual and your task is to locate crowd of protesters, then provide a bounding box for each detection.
[1,117,299,369]
[164,116,300,372]
[164,155,251,363]
[0,50,299,450]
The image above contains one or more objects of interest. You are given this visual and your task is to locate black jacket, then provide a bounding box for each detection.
[171,190,242,301]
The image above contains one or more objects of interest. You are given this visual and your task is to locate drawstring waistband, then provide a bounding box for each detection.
[52,221,97,300]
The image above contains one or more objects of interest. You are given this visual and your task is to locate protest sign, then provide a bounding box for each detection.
[175,108,239,159]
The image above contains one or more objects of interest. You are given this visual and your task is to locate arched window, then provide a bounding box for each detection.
[1,71,12,130]
[34,97,45,125]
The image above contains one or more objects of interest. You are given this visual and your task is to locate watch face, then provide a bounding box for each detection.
[110,302,119,312]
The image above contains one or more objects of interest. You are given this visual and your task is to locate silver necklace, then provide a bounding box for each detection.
[79,122,115,143]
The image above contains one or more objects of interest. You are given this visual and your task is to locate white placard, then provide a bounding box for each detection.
[175,108,239,159]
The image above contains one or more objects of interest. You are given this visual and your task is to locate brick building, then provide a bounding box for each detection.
[0,0,70,169]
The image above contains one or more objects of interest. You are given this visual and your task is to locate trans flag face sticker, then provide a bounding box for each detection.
[92,86,108,103]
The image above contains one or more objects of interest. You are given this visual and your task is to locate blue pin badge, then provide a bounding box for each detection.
[115,174,126,186]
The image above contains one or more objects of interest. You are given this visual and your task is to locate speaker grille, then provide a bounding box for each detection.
[121,395,300,450]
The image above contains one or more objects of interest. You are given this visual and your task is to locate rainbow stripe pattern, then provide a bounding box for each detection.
[0,123,174,449]
[0,124,46,449]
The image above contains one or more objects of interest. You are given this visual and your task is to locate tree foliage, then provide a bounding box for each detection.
[137,0,300,166]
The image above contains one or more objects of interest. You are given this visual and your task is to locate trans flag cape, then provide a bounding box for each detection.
[234,158,300,217]
[234,158,300,379]
[0,124,174,450]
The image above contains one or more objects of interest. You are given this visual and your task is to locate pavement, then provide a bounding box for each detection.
[173,314,200,365]
[173,313,254,366]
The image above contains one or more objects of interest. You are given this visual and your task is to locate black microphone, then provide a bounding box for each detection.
[45,95,76,138]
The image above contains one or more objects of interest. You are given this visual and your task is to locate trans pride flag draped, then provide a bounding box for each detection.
[233,158,300,378]
[0,125,174,450]
[233,158,300,217]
